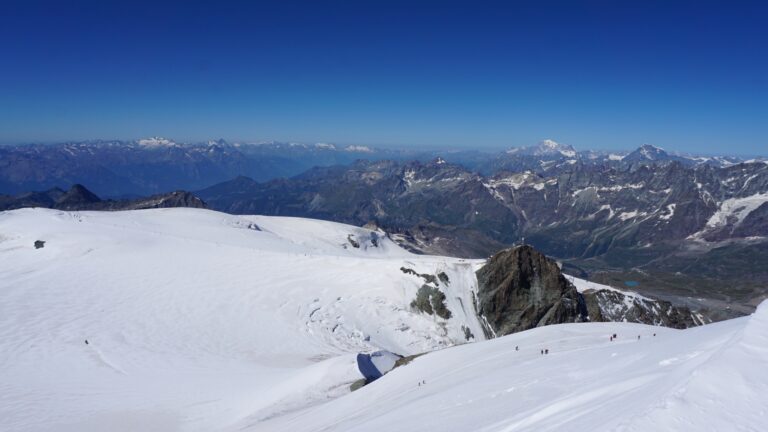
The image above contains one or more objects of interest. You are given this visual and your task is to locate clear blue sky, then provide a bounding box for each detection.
[0,0,766,154]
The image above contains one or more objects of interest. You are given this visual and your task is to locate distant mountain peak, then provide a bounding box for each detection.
[506,139,576,158]
[207,138,228,147]
[138,137,176,147]
[538,139,576,157]
[640,143,665,152]
[539,139,565,150]
[58,184,101,206]
[345,145,373,153]
[314,142,337,150]
[625,144,670,161]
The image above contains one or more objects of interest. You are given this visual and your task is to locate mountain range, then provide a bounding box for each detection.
[0,184,206,211]
[0,138,395,197]
[0,138,760,197]
[3,138,766,319]
[196,157,768,318]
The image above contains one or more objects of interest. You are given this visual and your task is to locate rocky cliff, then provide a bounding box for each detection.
[581,289,701,329]
[475,245,588,336]
[475,245,702,337]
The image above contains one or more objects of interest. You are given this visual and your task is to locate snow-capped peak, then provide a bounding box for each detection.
[638,144,666,159]
[206,138,228,147]
[535,139,577,157]
[622,144,672,162]
[505,139,577,157]
[137,137,176,147]
[345,145,373,153]
[314,142,337,150]
[540,139,560,150]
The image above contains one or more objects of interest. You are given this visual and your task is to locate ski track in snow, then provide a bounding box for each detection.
[0,207,766,432]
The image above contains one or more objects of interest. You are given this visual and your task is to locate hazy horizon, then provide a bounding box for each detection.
[2,136,766,158]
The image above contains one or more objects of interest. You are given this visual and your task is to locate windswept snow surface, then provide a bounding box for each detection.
[259,307,768,432]
[1,208,766,431]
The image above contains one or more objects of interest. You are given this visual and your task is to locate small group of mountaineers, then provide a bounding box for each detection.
[415,331,662,387]
[610,332,657,342]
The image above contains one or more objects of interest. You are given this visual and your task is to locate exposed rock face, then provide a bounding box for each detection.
[195,158,768,315]
[55,184,102,210]
[198,160,522,257]
[197,158,768,260]
[124,191,207,210]
[582,289,700,329]
[475,245,587,336]
[475,245,703,336]
[410,285,452,319]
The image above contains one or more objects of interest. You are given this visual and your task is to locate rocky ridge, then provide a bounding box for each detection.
[0,184,207,211]
[475,245,700,337]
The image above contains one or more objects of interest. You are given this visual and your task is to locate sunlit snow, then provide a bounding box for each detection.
[0,208,765,432]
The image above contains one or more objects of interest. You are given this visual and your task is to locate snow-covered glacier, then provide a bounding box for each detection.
[0,208,765,431]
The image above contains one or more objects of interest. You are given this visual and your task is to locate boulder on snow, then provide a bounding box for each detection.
[34,240,45,249]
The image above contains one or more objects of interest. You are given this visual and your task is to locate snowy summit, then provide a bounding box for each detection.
[137,136,177,147]
[507,139,577,158]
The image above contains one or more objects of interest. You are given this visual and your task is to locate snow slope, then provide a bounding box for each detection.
[1,208,765,431]
[0,208,485,431]
[704,192,768,230]
[257,306,768,432]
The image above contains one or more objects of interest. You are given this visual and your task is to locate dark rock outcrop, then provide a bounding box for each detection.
[475,245,587,336]
[123,191,207,210]
[581,289,700,328]
[0,185,207,212]
[475,245,703,335]
[400,267,440,286]
[55,184,102,210]
[410,285,452,319]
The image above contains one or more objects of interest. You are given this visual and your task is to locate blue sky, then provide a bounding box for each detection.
[0,0,766,154]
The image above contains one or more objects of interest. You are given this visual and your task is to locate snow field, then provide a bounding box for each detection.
[1,208,765,431]
[0,208,481,431]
